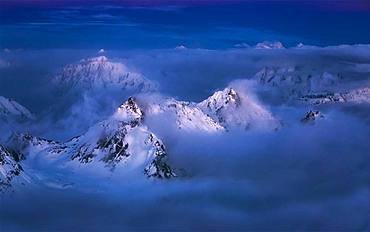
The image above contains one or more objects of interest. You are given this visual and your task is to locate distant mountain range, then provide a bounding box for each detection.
[254,66,370,105]
[1,85,281,191]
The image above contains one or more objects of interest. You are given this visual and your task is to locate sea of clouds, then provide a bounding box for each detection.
[1,45,370,230]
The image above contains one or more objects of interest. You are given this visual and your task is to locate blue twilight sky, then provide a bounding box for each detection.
[0,0,370,49]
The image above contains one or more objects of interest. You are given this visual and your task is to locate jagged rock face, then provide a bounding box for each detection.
[301,110,324,123]
[13,98,175,179]
[114,97,144,127]
[254,67,340,98]
[198,88,280,131]
[144,134,176,179]
[54,56,156,94]
[0,144,24,192]
[0,96,34,122]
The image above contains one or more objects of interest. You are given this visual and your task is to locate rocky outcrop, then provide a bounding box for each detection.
[301,110,324,123]
[0,144,24,192]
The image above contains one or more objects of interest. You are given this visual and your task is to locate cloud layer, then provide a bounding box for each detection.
[1,45,370,230]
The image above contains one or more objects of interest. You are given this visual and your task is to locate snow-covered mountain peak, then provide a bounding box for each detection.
[297,43,305,48]
[6,96,177,179]
[256,41,285,49]
[55,56,156,93]
[85,55,108,63]
[344,87,370,104]
[254,67,341,99]
[114,97,144,126]
[299,87,370,105]
[0,96,34,121]
[63,117,176,179]
[175,45,187,50]
[198,87,280,131]
[199,88,241,112]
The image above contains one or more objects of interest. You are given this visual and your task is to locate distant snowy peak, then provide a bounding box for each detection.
[296,43,305,48]
[0,96,34,122]
[254,66,299,88]
[55,56,156,93]
[344,87,370,104]
[299,87,370,105]
[199,87,280,131]
[234,42,250,48]
[256,41,285,49]
[295,43,320,49]
[175,45,187,50]
[254,67,341,97]
[299,92,346,105]
[254,67,370,105]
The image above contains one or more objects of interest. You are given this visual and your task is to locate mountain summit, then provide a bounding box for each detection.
[54,56,156,94]
[198,87,280,131]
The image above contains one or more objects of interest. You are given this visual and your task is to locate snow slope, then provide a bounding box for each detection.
[0,96,34,122]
